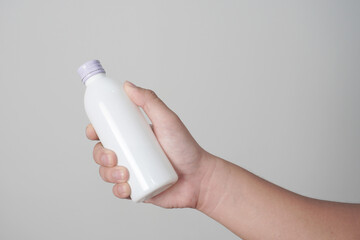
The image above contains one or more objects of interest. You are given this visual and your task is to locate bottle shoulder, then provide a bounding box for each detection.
[85,76,123,93]
[84,75,126,106]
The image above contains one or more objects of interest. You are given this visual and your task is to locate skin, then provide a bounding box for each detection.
[86,81,360,239]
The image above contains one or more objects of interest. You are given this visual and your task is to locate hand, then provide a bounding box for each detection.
[85,82,360,239]
[86,81,214,208]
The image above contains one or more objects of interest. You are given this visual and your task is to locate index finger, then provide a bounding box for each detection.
[86,124,99,140]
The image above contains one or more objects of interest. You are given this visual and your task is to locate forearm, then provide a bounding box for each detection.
[196,154,360,240]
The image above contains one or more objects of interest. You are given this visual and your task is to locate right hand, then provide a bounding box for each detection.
[86,81,215,208]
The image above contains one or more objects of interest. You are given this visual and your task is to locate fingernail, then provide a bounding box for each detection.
[112,170,125,181]
[101,155,110,165]
[125,81,136,88]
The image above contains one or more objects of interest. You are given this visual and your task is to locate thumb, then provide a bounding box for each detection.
[123,81,175,125]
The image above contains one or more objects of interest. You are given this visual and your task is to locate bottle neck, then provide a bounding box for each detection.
[84,73,106,87]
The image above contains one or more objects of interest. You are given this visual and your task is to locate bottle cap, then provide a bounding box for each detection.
[77,60,106,83]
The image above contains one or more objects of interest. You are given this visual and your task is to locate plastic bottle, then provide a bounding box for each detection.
[78,60,178,202]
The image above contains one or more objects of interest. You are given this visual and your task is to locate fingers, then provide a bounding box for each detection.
[123,81,177,126]
[93,142,118,167]
[113,183,131,199]
[99,166,129,183]
[86,124,99,140]
[92,142,130,198]
[86,123,131,199]
[88,83,166,201]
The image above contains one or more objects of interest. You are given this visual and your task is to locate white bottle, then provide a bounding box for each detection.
[78,60,178,202]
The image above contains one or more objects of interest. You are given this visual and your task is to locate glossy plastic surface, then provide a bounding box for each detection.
[84,73,178,202]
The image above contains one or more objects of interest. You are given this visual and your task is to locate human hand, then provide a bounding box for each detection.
[86,81,214,208]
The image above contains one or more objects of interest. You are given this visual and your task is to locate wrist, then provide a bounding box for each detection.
[195,153,231,215]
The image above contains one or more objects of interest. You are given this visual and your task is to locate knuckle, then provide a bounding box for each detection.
[93,142,101,154]
[113,183,130,198]
[112,184,119,197]
[146,89,158,101]
[107,168,114,182]
[99,167,106,181]
[119,166,129,179]
[107,150,118,165]
[93,143,103,162]
[99,166,110,182]
[144,89,163,112]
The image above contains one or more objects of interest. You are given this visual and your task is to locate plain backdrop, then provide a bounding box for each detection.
[0,1,359,239]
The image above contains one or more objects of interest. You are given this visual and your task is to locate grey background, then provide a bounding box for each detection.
[0,0,359,239]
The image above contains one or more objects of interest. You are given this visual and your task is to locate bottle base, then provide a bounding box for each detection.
[133,181,176,203]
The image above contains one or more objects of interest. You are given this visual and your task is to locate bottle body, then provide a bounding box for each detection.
[84,73,178,202]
